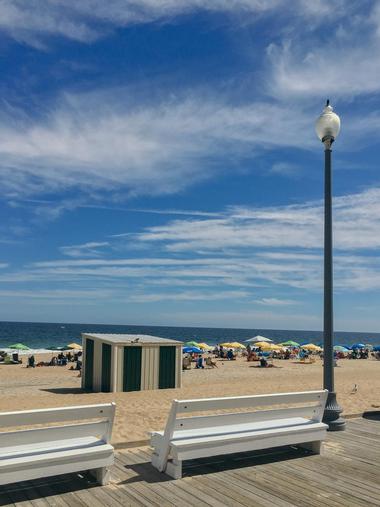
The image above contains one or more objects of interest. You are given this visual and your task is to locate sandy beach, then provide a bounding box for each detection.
[1,353,379,445]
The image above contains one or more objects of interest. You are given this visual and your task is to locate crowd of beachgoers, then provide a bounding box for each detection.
[182,336,380,370]
[0,342,83,370]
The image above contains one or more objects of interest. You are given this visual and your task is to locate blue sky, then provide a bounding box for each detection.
[2,0,380,331]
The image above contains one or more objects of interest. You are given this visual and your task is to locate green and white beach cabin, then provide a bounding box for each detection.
[81,333,183,393]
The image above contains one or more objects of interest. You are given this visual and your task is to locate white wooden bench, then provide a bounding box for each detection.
[151,390,328,479]
[0,403,115,486]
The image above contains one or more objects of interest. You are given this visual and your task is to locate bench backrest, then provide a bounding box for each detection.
[166,390,328,435]
[0,403,116,449]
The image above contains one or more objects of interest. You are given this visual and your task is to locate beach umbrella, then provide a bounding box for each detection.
[230,342,246,349]
[301,343,322,351]
[183,346,202,354]
[334,345,349,353]
[253,341,274,348]
[185,341,200,347]
[280,340,299,347]
[260,343,282,351]
[219,342,232,347]
[245,335,273,343]
[67,342,82,350]
[197,342,213,350]
[8,343,30,350]
[351,343,366,349]
[373,346,380,351]
[47,345,69,351]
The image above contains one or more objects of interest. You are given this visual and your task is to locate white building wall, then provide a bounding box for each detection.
[141,346,159,390]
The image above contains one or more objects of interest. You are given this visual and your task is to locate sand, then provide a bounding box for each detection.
[0,353,379,445]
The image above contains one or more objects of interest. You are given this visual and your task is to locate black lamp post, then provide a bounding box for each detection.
[315,100,346,431]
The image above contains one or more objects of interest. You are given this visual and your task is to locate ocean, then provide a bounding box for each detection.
[0,321,379,352]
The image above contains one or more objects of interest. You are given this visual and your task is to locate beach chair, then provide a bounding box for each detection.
[182,357,191,370]
[151,390,328,479]
[0,403,115,486]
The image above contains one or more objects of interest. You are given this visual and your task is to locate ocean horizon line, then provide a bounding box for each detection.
[0,319,379,337]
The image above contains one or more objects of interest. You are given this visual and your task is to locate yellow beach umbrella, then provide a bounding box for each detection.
[198,342,213,350]
[67,342,82,350]
[230,342,245,349]
[301,343,322,351]
[254,342,282,351]
[220,342,232,348]
[253,341,271,348]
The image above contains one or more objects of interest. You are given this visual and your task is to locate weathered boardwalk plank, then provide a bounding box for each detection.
[0,417,379,507]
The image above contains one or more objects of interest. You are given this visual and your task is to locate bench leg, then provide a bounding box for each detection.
[165,459,182,479]
[90,466,111,485]
[299,441,323,455]
[151,452,161,471]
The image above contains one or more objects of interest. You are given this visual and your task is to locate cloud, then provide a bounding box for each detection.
[59,241,110,258]
[136,187,380,252]
[0,0,347,46]
[2,186,380,296]
[128,289,250,303]
[255,297,297,306]
[270,162,302,177]
[0,90,318,200]
[267,3,380,99]
[0,288,112,299]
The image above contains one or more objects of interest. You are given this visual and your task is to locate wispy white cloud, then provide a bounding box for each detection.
[128,289,250,303]
[0,288,112,299]
[59,241,110,258]
[0,91,319,200]
[0,0,349,47]
[137,187,380,252]
[255,297,297,306]
[267,3,380,99]
[270,162,302,177]
[2,186,380,295]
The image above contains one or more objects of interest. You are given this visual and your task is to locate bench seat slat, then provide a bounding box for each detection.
[169,421,326,448]
[0,404,114,428]
[171,427,327,461]
[0,422,108,448]
[152,417,325,444]
[176,390,326,413]
[0,442,114,472]
[0,436,104,458]
[174,405,322,431]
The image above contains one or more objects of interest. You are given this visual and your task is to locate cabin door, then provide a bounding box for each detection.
[159,346,176,389]
[84,338,94,390]
[101,343,112,392]
[123,346,142,391]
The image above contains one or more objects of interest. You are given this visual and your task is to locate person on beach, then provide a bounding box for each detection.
[27,355,35,368]
[196,355,204,369]
[227,349,235,360]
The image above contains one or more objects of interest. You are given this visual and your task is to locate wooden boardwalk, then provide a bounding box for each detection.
[0,416,379,507]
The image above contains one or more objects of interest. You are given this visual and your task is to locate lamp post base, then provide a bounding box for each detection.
[323,391,346,431]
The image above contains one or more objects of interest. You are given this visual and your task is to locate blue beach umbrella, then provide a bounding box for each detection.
[183,346,202,354]
[373,346,380,351]
[351,343,366,349]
